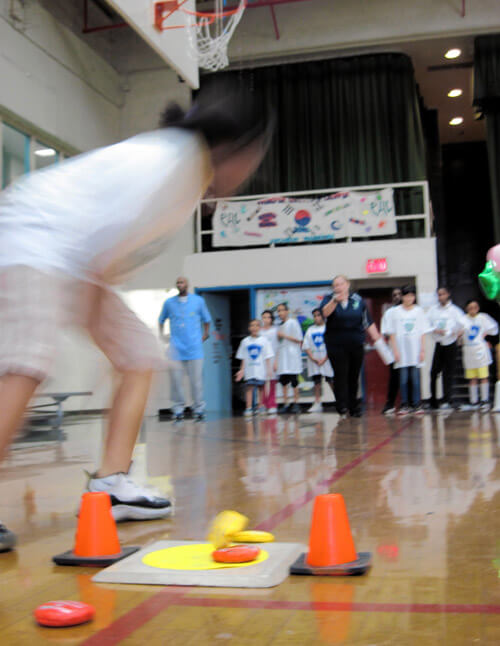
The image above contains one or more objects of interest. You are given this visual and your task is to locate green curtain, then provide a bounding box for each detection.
[213,53,426,194]
[474,35,500,243]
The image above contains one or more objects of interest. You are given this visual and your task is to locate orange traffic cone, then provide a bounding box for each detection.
[53,492,139,566]
[290,494,371,576]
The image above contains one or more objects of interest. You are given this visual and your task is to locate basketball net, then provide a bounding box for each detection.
[155,1,246,72]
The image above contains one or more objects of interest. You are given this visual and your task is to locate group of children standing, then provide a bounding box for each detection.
[382,286,498,416]
[236,285,498,419]
[235,304,334,417]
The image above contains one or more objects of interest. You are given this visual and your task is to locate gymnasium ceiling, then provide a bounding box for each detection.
[38,0,486,144]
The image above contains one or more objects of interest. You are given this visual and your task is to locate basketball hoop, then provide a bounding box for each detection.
[153,1,246,72]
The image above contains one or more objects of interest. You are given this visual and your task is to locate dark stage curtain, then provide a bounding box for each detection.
[208,53,427,194]
[474,34,500,243]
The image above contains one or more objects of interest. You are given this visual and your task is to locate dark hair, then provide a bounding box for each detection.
[249,318,261,325]
[261,309,274,321]
[159,78,274,151]
[437,286,450,293]
[465,299,480,308]
[401,285,416,296]
[312,308,322,316]
[277,302,289,311]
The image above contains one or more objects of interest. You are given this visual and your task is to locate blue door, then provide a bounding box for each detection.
[200,292,232,413]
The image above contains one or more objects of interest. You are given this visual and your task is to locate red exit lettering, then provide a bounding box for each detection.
[366,258,388,274]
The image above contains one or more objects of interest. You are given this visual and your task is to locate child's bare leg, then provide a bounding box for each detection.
[314,382,321,403]
[258,385,264,408]
[293,385,299,404]
[245,385,253,410]
[0,375,39,462]
[282,384,288,406]
[98,370,152,477]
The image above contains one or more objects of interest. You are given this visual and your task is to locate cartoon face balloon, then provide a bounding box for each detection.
[479,244,500,301]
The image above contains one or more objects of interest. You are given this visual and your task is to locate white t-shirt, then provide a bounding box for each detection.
[381,306,396,336]
[302,324,334,378]
[0,129,212,285]
[277,318,303,375]
[260,326,279,379]
[460,313,499,370]
[386,305,431,368]
[236,335,274,381]
[428,302,464,345]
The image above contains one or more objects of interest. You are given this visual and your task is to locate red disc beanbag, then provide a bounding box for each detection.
[212,545,260,563]
[34,600,95,627]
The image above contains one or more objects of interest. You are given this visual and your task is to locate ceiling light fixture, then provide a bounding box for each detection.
[34,148,56,157]
[447,88,463,98]
[449,117,464,126]
[445,48,461,59]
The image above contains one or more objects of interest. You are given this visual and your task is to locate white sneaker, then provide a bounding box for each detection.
[480,401,491,413]
[307,402,323,414]
[87,472,173,522]
[243,408,253,417]
[0,522,16,552]
[267,407,278,415]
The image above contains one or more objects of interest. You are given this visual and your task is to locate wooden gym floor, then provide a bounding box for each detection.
[0,410,499,644]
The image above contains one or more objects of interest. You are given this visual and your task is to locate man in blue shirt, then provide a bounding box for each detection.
[159,277,212,421]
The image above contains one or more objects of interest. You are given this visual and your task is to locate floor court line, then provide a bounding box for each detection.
[81,419,426,644]
[174,596,500,615]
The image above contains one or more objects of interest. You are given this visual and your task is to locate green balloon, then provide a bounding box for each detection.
[479,260,500,301]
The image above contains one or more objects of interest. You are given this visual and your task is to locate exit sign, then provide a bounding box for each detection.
[366,258,388,274]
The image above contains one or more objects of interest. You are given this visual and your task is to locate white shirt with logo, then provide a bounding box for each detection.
[460,313,498,370]
[260,326,279,379]
[236,335,274,381]
[302,324,334,378]
[277,318,303,375]
[387,305,431,368]
[428,302,464,345]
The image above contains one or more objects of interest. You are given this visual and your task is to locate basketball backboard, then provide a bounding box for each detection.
[105,0,199,88]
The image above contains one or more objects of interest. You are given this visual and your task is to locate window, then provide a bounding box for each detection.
[1,123,28,189]
[33,140,59,171]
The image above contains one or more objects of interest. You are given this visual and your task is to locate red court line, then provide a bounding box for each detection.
[82,421,410,644]
[177,596,500,615]
[81,588,187,646]
[255,423,408,531]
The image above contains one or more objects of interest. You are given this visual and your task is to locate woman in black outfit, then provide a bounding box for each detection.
[320,275,382,417]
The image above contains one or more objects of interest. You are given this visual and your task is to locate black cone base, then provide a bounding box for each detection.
[53,545,139,567]
[290,551,372,576]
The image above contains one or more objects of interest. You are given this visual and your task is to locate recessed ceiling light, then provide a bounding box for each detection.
[445,48,461,59]
[449,117,464,126]
[34,148,56,157]
[448,88,463,98]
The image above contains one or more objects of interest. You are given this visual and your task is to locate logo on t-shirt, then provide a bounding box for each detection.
[468,325,480,342]
[404,320,415,333]
[248,344,262,361]
[312,333,324,348]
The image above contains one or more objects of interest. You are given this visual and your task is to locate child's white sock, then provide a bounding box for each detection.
[469,384,479,404]
[480,382,489,402]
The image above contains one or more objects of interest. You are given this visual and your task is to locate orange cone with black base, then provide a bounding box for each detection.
[53,492,139,566]
[290,494,371,576]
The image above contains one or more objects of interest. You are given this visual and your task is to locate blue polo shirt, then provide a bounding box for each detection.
[320,292,373,346]
[159,293,212,361]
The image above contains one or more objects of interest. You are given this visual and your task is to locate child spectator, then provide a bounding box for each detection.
[236,319,274,417]
[302,308,334,413]
[388,286,430,416]
[260,310,279,415]
[276,303,303,415]
[459,299,499,412]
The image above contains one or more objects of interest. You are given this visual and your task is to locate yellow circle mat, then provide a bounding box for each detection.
[142,543,269,571]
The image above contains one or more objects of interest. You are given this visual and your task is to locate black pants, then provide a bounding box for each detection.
[430,342,457,406]
[385,362,399,408]
[326,343,364,414]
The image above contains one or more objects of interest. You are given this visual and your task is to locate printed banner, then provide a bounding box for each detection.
[212,189,396,247]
